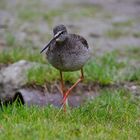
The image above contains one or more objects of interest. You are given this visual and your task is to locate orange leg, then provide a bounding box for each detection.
[61,68,84,106]
[60,71,66,112]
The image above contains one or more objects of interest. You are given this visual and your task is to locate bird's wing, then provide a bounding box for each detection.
[69,34,89,49]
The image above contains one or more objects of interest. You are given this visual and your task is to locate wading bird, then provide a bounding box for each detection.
[40,25,90,111]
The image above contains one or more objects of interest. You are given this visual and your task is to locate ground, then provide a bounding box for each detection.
[0,0,140,139]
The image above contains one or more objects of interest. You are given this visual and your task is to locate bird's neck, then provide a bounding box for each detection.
[55,37,68,46]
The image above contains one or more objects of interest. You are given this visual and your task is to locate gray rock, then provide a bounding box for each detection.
[1,60,34,87]
[0,60,34,100]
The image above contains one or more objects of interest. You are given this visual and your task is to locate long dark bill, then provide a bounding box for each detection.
[40,30,64,53]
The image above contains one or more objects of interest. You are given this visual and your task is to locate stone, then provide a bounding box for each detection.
[0,60,34,100]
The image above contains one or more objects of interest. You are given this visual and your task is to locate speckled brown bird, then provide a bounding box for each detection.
[41,24,90,111]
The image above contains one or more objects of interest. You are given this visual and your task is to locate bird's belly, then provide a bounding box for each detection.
[47,49,90,71]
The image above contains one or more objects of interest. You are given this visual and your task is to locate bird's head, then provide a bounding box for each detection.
[53,24,68,43]
[40,24,67,53]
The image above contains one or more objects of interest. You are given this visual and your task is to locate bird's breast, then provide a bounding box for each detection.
[46,43,90,71]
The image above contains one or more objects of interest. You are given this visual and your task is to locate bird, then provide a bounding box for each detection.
[40,24,90,112]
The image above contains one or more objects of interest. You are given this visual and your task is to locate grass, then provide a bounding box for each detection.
[43,4,100,26]
[18,9,41,21]
[27,52,125,85]
[127,46,140,54]
[133,32,140,38]
[0,0,6,9]
[0,1,139,139]
[17,1,46,21]
[18,4,64,25]
[85,52,125,84]
[0,47,46,64]
[1,46,139,86]
[0,47,125,85]
[27,65,58,85]
[5,32,16,46]
[105,29,128,39]
[18,3,100,26]
[115,46,140,60]
[66,4,101,19]
[123,67,140,84]
[112,20,133,27]
[0,89,140,140]
[106,20,136,39]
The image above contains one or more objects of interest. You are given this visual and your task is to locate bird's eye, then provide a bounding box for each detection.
[60,30,65,34]
[54,30,65,38]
